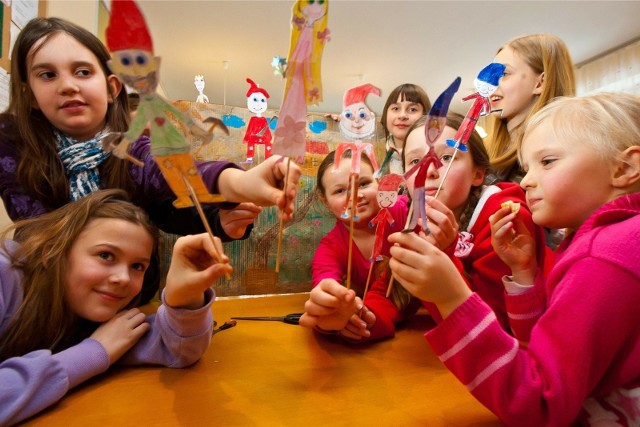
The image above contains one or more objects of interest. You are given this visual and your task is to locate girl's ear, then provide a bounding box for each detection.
[612,146,640,189]
[471,166,486,187]
[532,72,545,95]
[106,74,123,103]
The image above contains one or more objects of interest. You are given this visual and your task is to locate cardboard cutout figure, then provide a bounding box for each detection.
[369,174,404,261]
[242,78,272,164]
[446,63,505,151]
[273,0,330,162]
[333,83,381,220]
[194,75,209,104]
[105,0,225,208]
[403,77,461,232]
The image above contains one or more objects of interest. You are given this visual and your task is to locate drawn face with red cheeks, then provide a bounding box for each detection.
[385,95,425,147]
[404,125,485,220]
[320,160,379,226]
[520,121,615,232]
[65,218,153,323]
[27,32,121,141]
[491,45,543,130]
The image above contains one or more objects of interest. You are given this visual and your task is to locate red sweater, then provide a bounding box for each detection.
[365,183,553,340]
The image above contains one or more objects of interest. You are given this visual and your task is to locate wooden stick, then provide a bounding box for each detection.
[345,174,359,290]
[386,201,415,298]
[361,261,374,304]
[182,175,231,280]
[434,148,459,199]
[275,157,291,273]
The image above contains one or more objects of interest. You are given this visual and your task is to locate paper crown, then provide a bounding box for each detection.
[476,63,506,86]
[378,173,404,191]
[343,83,381,108]
[106,0,153,52]
[246,78,269,98]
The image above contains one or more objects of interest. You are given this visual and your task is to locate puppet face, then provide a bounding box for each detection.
[194,76,205,93]
[301,0,327,21]
[109,49,160,95]
[65,218,152,323]
[377,190,398,209]
[247,92,268,115]
[339,102,376,139]
[475,79,498,98]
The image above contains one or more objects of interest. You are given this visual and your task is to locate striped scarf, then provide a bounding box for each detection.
[55,128,111,201]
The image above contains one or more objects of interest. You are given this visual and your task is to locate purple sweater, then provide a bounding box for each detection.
[0,118,243,237]
[0,240,215,426]
[425,193,640,426]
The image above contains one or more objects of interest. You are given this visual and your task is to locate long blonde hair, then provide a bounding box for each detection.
[486,34,576,180]
[0,190,158,361]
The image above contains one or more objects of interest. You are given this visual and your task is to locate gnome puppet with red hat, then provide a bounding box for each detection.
[242,78,273,164]
[369,173,405,261]
[333,84,381,220]
[104,0,223,208]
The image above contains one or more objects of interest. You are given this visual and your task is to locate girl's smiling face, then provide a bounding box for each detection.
[404,125,485,219]
[27,32,121,141]
[385,94,426,147]
[65,218,153,322]
[320,160,379,225]
[490,45,544,130]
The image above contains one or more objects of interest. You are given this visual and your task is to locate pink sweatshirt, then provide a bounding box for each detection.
[425,193,640,426]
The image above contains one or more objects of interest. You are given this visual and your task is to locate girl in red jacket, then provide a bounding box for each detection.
[301,113,552,340]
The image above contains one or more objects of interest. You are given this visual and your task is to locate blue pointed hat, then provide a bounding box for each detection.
[476,63,506,86]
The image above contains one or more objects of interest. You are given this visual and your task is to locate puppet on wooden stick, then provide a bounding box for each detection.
[333,83,381,289]
[272,0,330,272]
[104,0,229,269]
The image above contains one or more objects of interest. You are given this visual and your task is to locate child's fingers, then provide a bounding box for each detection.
[298,313,318,328]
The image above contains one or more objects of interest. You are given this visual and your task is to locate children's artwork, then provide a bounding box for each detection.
[403,77,461,233]
[338,83,380,140]
[434,62,505,200]
[105,0,225,209]
[332,83,381,289]
[333,83,381,219]
[242,78,273,164]
[445,63,505,152]
[104,0,229,267]
[272,0,330,162]
[194,75,209,104]
[272,0,330,273]
[364,173,404,298]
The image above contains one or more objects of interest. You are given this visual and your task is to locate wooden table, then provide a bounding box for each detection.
[25,293,502,426]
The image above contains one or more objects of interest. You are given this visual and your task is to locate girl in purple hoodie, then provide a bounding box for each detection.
[0,189,230,425]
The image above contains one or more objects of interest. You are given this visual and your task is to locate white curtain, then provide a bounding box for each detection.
[575,39,640,96]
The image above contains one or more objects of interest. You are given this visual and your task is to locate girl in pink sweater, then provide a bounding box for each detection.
[391,93,640,426]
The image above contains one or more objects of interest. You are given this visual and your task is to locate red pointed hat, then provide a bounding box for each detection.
[378,173,405,191]
[343,83,381,108]
[106,0,153,52]
[246,78,269,98]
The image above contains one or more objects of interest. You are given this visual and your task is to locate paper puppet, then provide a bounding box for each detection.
[430,63,505,202]
[105,0,226,209]
[338,83,380,140]
[194,75,209,104]
[369,174,404,261]
[446,63,505,152]
[273,0,330,162]
[333,83,381,220]
[242,78,273,164]
[403,77,461,233]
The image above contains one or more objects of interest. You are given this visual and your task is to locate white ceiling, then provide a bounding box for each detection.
[134,0,640,116]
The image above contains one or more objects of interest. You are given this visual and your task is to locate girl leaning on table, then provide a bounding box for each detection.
[391,94,640,426]
[0,190,230,426]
